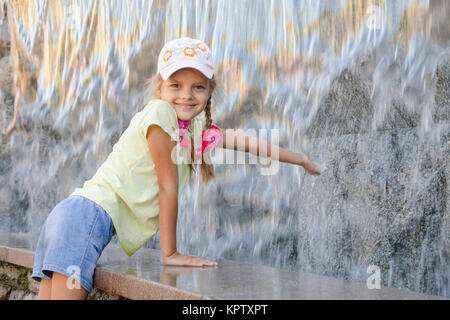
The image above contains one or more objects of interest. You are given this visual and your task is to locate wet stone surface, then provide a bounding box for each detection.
[0,232,446,300]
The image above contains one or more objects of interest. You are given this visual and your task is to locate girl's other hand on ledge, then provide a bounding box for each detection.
[163,251,218,267]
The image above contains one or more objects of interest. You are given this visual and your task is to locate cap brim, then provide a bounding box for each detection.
[160,59,214,80]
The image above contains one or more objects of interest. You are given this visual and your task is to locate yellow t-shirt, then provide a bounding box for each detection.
[71,99,205,256]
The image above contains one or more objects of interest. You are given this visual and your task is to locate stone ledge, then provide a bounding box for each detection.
[0,260,124,300]
[0,232,447,300]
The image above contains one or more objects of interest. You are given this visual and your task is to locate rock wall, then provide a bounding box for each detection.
[0,261,125,300]
[0,261,38,300]
[0,9,123,299]
[0,3,15,234]
[1,1,449,299]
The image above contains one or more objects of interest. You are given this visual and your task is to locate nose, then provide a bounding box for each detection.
[180,87,194,100]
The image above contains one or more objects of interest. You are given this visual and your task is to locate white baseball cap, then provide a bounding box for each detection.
[157,37,214,80]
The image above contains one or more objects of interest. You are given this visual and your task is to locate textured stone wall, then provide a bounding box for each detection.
[1,1,448,299]
[0,261,38,300]
[0,261,125,300]
[0,3,15,234]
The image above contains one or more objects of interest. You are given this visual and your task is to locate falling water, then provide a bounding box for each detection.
[0,0,449,297]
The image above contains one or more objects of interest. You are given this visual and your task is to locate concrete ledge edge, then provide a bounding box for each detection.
[0,245,208,300]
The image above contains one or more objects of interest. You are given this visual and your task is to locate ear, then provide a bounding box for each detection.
[152,77,163,98]
[154,86,161,98]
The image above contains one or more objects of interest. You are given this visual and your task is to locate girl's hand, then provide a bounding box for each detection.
[163,251,218,267]
[302,156,328,176]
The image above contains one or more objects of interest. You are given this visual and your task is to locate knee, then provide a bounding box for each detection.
[50,272,88,300]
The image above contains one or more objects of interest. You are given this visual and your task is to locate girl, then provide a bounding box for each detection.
[31,37,327,300]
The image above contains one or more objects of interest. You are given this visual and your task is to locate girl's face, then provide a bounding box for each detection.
[157,68,212,121]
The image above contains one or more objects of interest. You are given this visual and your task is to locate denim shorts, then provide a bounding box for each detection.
[31,195,114,292]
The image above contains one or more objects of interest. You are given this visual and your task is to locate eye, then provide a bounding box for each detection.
[195,85,206,90]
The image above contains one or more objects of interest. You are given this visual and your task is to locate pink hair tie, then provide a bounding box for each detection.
[178,119,222,160]
[202,125,222,152]
[195,125,222,159]
[177,119,191,147]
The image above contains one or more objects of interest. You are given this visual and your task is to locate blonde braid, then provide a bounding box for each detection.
[199,95,215,185]
[149,73,216,185]
[204,97,212,129]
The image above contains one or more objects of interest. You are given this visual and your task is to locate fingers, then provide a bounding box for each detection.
[178,255,218,267]
[163,253,219,267]
[190,257,218,267]
[315,162,329,175]
[305,162,328,176]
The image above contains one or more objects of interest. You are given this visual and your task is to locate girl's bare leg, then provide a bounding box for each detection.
[50,272,88,300]
[37,278,52,300]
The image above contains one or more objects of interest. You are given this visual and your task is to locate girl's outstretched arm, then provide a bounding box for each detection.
[219,128,327,175]
[147,125,217,267]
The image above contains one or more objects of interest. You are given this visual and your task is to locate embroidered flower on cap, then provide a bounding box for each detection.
[163,50,172,62]
[158,38,214,80]
[183,47,196,57]
[196,43,207,52]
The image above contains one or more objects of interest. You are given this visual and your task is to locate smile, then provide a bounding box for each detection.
[176,103,196,110]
